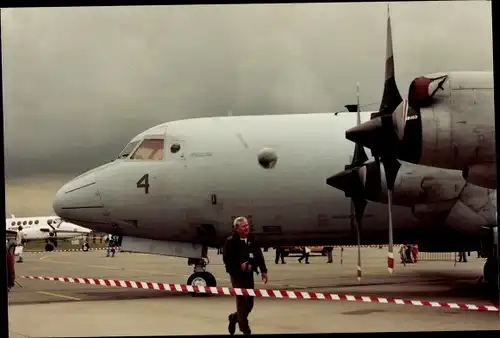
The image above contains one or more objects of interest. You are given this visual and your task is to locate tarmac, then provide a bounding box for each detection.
[7,247,500,337]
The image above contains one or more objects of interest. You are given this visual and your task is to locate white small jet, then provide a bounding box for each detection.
[6,215,92,250]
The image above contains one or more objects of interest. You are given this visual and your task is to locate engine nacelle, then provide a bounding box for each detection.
[411,201,456,223]
[444,183,496,236]
[462,163,496,190]
[398,71,495,172]
[360,160,465,206]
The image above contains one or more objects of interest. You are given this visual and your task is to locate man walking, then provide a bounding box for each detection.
[223,216,268,336]
[298,246,311,264]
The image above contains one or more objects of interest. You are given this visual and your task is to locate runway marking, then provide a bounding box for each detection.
[36,291,81,301]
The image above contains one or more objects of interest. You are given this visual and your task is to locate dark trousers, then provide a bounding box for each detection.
[230,274,254,334]
[298,252,310,263]
[326,248,333,263]
[275,248,285,263]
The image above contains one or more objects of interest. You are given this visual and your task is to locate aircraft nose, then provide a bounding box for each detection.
[53,172,103,220]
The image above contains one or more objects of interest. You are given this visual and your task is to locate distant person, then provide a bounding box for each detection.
[399,245,407,264]
[298,246,311,264]
[324,246,333,263]
[274,246,286,264]
[223,216,268,336]
[458,251,468,263]
[15,226,26,263]
[82,235,90,251]
[405,245,413,263]
[106,234,117,257]
[411,245,419,263]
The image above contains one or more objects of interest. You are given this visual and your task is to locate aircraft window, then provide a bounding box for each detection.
[23,221,27,225]
[117,141,140,159]
[47,219,52,225]
[130,139,164,161]
[11,222,15,226]
[29,221,33,225]
[35,220,39,225]
[17,221,21,225]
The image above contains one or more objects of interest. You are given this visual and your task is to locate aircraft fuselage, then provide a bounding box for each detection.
[53,112,486,249]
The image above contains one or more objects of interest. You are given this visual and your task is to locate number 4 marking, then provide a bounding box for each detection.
[137,174,150,194]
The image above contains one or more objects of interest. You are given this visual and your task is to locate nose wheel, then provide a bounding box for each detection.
[187,271,217,287]
[187,255,217,297]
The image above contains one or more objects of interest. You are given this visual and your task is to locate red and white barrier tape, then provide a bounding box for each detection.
[20,275,499,312]
[25,247,121,254]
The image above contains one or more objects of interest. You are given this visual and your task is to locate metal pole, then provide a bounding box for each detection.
[341,247,344,266]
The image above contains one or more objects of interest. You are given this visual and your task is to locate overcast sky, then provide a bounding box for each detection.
[2,2,493,216]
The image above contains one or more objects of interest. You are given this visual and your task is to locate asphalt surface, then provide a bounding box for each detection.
[7,247,500,336]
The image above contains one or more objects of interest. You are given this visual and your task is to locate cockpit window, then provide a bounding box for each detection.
[117,141,140,159]
[130,138,165,161]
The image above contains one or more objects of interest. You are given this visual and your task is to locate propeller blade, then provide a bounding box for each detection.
[382,157,401,274]
[345,5,402,161]
[387,189,395,274]
[376,4,402,117]
[354,82,368,165]
[355,82,364,282]
[353,197,366,282]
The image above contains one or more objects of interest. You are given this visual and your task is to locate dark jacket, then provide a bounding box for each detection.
[223,233,268,279]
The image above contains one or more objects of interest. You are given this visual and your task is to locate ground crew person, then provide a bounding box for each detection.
[324,246,333,263]
[15,226,26,263]
[223,216,268,336]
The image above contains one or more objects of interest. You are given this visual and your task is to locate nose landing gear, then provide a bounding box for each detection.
[187,246,217,297]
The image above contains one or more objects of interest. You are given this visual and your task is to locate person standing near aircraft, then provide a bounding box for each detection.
[105,234,116,257]
[324,246,333,263]
[15,226,26,263]
[223,216,268,336]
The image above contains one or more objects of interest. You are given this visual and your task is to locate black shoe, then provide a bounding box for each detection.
[281,261,286,264]
[228,314,237,335]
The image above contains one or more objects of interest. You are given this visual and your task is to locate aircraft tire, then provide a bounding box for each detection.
[45,243,54,252]
[187,271,217,298]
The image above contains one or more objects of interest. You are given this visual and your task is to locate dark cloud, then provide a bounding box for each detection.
[2,2,493,214]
